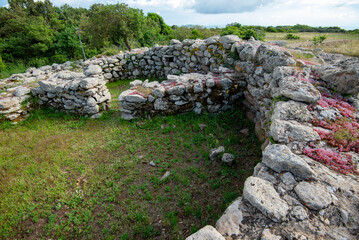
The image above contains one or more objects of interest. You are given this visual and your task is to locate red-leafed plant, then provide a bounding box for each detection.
[303,147,357,174]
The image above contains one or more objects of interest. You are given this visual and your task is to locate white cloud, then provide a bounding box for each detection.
[192,0,274,14]
[1,0,358,29]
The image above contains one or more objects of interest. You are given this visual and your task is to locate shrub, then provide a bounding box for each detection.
[285,33,300,40]
[313,34,328,46]
[190,29,202,39]
[28,57,49,68]
[0,55,5,72]
[51,54,67,64]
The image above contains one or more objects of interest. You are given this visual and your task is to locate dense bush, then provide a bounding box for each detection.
[221,23,265,41]
[285,33,300,40]
[0,0,174,69]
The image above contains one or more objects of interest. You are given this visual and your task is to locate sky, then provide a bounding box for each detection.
[1,0,359,30]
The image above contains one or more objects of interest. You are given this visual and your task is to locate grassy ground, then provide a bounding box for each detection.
[0,62,30,79]
[265,32,359,57]
[0,80,261,239]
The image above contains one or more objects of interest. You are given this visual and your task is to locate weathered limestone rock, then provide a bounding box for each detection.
[221,153,235,166]
[79,77,100,89]
[154,98,169,111]
[84,64,102,76]
[0,97,20,109]
[185,225,225,240]
[14,86,30,97]
[262,144,316,180]
[261,229,281,240]
[256,45,296,73]
[218,35,241,44]
[291,206,308,221]
[209,146,225,161]
[129,79,143,87]
[279,77,321,103]
[243,176,289,222]
[216,199,242,236]
[294,182,332,210]
[270,119,320,144]
[38,80,57,92]
[125,94,147,103]
[314,59,359,94]
[271,101,312,122]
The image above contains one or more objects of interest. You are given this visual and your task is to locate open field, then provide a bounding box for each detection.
[0,80,261,239]
[265,32,359,57]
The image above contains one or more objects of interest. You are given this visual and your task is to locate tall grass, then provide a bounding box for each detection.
[0,62,30,79]
[265,32,359,57]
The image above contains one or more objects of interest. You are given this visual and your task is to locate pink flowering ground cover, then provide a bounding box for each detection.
[301,74,359,174]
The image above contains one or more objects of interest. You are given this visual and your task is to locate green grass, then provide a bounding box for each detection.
[265,32,359,57]
[0,80,261,239]
[0,62,30,79]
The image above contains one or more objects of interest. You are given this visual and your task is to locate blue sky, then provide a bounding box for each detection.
[1,0,359,29]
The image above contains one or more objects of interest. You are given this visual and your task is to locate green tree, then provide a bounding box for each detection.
[147,12,172,37]
[53,26,82,59]
[190,29,202,39]
[82,3,146,51]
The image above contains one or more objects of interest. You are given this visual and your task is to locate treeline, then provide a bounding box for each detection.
[0,0,176,68]
[0,0,225,72]
[0,0,358,75]
[265,24,359,33]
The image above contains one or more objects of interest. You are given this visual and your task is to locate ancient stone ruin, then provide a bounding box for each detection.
[1,35,359,239]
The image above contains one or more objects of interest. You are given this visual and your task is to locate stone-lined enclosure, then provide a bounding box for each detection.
[1,35,359,239]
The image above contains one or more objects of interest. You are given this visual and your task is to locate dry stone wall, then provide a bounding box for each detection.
[118,69,246,120]
[85,35,248,80]
[0,61,85,122]
[31,64,111,117]
[1,35,359,240]
[0,62,111,121]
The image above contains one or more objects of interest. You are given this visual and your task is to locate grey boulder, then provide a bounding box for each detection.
[270,119,320,144]
[186,225,224,240]
[262,144,316,180]
[84,64,102,76]
[294,181,332,210]
[243,176,289,222]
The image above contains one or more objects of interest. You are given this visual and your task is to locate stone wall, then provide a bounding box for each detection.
[1,35,359,240]
[183,42,359,239]
[118,68,246,120]
[85,35,260,80]
[0,61,85,122]
[31,65,111,117]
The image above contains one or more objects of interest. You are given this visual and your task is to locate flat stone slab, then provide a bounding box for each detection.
[294,181,332,210]
[186,225,225,240]
[79,77,101,89]
[262,144,316,180]
[0,97,20,110]
[14,86,30,97]
[243,176,289,222]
